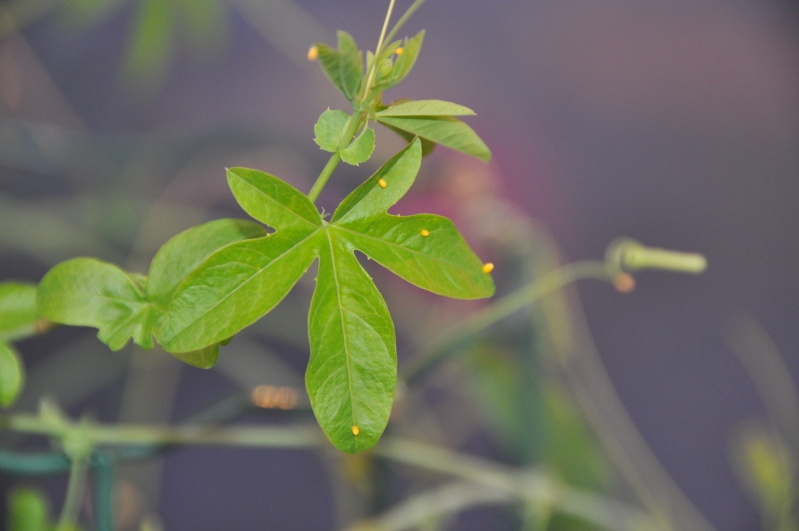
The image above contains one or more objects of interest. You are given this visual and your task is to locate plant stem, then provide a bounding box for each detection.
[307,152,341,203]
[369,439,656,531]
[1,414,324,448]
[56,453,89,531]
[360,0,396,102]
[383,0,426,45]
[1,414,655,531]
[402,260,613,383]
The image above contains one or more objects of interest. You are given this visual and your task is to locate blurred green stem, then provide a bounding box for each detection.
[56,453,89,531]
[384,0,426,45]
[402,260,613,383]
[361,0,397,99]
[1,414,654,531]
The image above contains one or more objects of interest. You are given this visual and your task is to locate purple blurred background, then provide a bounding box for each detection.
[2,1,798,529]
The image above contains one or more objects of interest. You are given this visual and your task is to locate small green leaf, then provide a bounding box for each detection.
[380,30,424,89]
[38,258,148,351]
[376,115,492,162]
[336,31,362,99]
[340,126,375,166]
[123,0,175,89]
[147,219,266,308]
[332,139,422,223]
[0,342,24,407]
[307,235,396,453]
[336,214,494,299]
[7,487,50,531]
[227,167,322,231]
[314,31,363,102]
[168,343,219,369]
[0,283,39,342]
[376,99,475,117]
[313,109,351,153]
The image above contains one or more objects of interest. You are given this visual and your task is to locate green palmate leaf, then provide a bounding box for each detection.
[0,342,25,407]
[376,114,492,162]
[0,282,39,342]
[38,258,149,351]
[377,99,476,117]
[160,139,493,452]
[314,109,351,153]
[308,235,396,453]
[314,31,362,102]
[340,126,375,166]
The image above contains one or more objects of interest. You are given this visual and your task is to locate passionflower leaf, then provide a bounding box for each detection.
[159,139,493,452]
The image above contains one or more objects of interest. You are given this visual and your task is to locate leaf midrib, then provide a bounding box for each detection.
[322,231,357,432]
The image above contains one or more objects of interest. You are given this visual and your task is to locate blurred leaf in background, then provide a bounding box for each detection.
[731,424,798,531]
[6,487,51,531]
[5,0,229,93]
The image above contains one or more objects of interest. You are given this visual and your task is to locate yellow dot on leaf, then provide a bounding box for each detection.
[482,262,494,274]
[352,426,360,436]
[395,47,404,55]
[421,229,430,237]
[307,46,319,61]
[378,178,387,188]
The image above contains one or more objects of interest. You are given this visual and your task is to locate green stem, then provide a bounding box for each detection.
[369,439,656,531]
[56,453,89,531]
[402,260,613,383]
[1,415,655,531]
[307,152,341,203]
[383,0,426,46]
[361,0,397,101]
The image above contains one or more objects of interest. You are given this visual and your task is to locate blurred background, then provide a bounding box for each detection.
[1,0,798,529]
